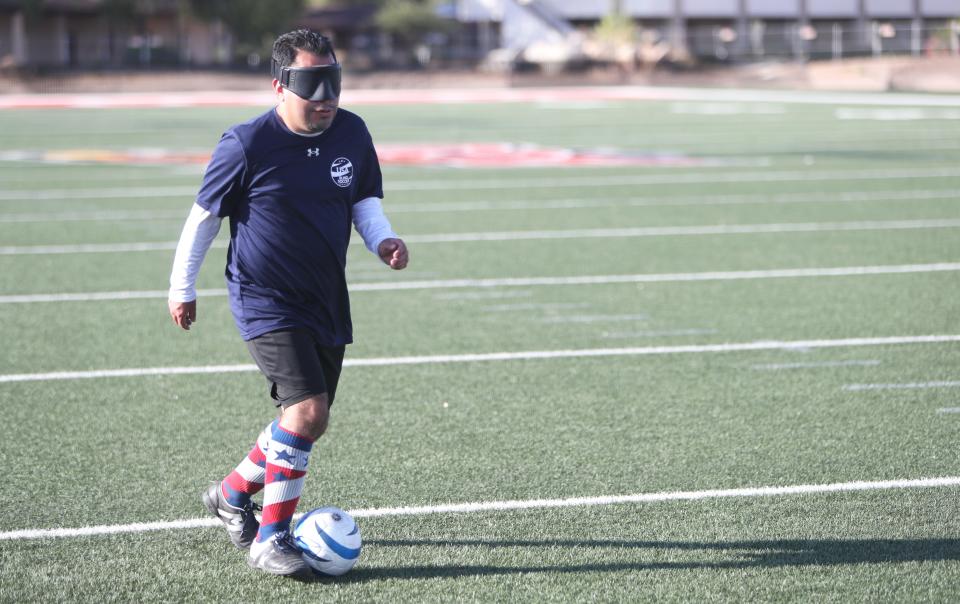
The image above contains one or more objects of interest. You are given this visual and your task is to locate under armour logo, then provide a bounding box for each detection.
[307,148,320,157]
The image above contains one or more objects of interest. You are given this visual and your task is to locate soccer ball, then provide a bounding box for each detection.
[293,506,362,576]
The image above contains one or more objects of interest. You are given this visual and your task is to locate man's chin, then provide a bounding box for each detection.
[309,121,331,133]
[311,111,336,131]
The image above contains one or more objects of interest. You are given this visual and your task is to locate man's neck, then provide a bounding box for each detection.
[275,106,324,137]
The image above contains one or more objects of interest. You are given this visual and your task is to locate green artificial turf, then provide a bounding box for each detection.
[0,92,958,602]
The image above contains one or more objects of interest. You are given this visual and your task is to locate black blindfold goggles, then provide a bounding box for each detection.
[272,59,342,101]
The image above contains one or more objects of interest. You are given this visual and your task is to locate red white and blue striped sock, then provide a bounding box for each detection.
[257,422,314,542]
[221,420,274,508]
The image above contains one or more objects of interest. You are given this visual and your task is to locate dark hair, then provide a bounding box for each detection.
[271,29,336,70]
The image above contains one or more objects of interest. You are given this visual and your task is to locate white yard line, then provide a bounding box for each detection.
[0,288,226,304]
[0,209,187,223]
[434,290,533,301]
[834,108,960,120]
[2,188,957,223]
[480,302,590,312]
[1,335,958,384]
[937,408,960,414]
[539,313,648,324]
[844,381,960,391]
[751,360,882,370]
[3,219,960,255]
[0,241,184,255]
[398,219,960,244]
[2,262,957,304]
[601,329,718,339]
[386,189,960,214]
[386,167,960,191]
[1,476,957,541]
[0,186,197,201]
[2,85,959,111]
[2,167,960,201]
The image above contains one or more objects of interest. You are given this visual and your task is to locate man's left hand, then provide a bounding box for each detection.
[378,238,409,270]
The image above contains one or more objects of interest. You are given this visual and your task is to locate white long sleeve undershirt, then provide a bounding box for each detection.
[167,196,398,302]
[168,203,221,303]
[352,196,399,255]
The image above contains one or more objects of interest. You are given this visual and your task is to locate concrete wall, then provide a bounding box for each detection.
[921,0,959,16]
[623,0,673,18]
[511,0,957,18]
[746,0,802,18]
[807,0,861,18]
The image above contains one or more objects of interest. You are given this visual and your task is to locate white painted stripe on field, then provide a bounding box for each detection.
[0,364,259,383]
[0,186,196,201]
[1,335,958,384]
[751,360,882,370]
[835,108,960,121]
[1,476,958,541]
[2,187,957,223]
[0,288,228,304]
[5,219,959,255]
[480,302,590,312]
[937,408,960,414]
[349,262,960,290]
[386,167,960,191]
[0,188,954,233]
[434,290,533,301]
[601,328,718,339]
[397,219,960,244]
[2,167,959,201]
[385,188,960,214]
[0,209,187,223]
[348,476,960,519]
[2,85,959,111]
[0,241,184,255]
[539,313,648,324]
[1,262,957,304]
[843,381,960,391]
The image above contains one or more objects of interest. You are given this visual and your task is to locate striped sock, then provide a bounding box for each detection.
[257,423,314,542]
[221,420,274,508]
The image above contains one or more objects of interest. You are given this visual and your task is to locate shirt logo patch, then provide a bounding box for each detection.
[330,157,353,187]
[307,148,320,157]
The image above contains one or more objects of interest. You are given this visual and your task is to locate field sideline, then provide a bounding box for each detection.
[0,86,958,602]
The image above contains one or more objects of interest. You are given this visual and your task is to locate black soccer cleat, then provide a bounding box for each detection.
[248,531,312,579]
[202,481,261,549]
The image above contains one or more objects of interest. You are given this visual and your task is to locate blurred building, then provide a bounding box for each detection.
[1,0,957,70]
[457,0,959,67]
[0,0,230,69]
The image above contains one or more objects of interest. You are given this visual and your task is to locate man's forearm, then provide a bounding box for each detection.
[169,203,222,302]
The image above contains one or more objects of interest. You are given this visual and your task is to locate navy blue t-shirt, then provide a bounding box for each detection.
[196,107,383,345]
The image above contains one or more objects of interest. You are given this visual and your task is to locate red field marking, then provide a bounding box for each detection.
[2,86,958,111]
[0,87,647,110]
[0,143,705,169]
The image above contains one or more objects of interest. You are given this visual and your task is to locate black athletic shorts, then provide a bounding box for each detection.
[245,329,345,408]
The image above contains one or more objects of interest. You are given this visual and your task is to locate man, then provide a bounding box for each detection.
[167,29,408,578]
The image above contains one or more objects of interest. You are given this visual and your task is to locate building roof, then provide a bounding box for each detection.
[298,4,379,31]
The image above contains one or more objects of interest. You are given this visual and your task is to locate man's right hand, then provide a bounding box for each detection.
[169,299,197,331]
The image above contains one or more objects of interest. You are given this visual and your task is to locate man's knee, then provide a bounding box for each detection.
[281,394,330,440]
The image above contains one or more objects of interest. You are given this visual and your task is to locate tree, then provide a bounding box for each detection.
[373,0,455,64]
[185,0,306,63]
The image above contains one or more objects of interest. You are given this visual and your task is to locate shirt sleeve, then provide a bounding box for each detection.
[197,132,246,218]
[168,203,223,302]
[352,197,398,256]
[354,130,384,203]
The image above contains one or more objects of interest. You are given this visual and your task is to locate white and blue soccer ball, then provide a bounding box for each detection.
[293,506,362,576]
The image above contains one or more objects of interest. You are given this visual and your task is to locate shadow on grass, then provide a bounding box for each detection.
[317,538,960,583]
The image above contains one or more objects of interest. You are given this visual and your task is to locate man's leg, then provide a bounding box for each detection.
[223,420,273,505]
[240,330,343,577]
[248,395,328,576]
[202,421,273,549]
